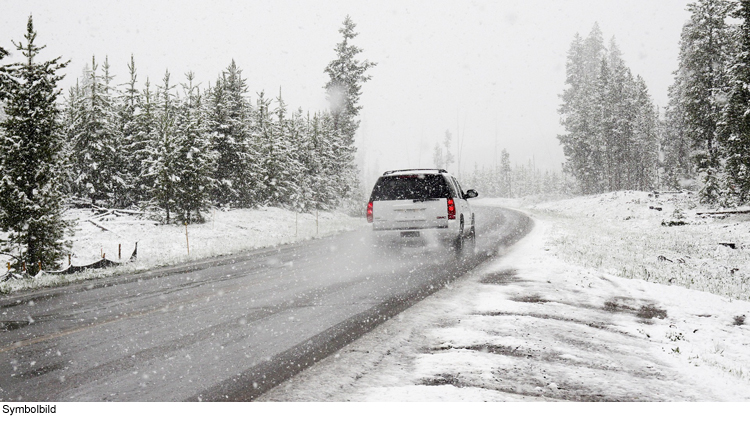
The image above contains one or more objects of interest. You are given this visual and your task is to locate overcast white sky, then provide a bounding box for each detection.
[1,0,692,186]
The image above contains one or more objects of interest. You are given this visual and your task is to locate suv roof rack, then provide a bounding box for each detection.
[382,168,448,175]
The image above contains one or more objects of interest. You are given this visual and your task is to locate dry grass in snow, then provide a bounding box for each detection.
[517,191,750,301]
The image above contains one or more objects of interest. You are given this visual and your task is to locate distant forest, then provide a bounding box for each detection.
[559,0,750,206]
[466,21,660,199]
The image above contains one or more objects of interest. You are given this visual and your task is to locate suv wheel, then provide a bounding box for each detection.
[454,218,465,252]
[467,225,476,252]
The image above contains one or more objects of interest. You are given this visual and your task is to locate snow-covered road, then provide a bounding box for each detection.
[260,210,750,401]
[0,205,530,401]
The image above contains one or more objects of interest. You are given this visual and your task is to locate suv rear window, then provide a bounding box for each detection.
[370,174,451,201]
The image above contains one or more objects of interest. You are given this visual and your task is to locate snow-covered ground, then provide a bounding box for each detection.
[0,206,366,294]
[260,195,750,401]
[529,190,750,300]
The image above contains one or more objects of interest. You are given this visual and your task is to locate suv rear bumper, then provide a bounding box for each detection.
[371,225,448,231]
[370,222,461,245]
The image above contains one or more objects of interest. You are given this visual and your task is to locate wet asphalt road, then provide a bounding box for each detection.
[0,205,531,401]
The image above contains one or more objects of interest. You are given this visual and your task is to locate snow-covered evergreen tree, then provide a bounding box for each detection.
[442,130,455,171]
[432,130,454,170]
[631,76,659,191]
[324,16,375,201]
[173,72,217,223]
[605,39,637,191]
[61,81,84,196]
[559,26,605,194]
[661,80,693,189]
[432,141,444,169]
[263,92,303,207]
[671,0,736,203]
[0,16,70,273]
[282,108,309,210]
[118,54,142,206]
[132,77,158,203]
[0,45,8,93]
[101,57,128,207]
[559,24,658,194]
[303,112,341,211]
[207,60,256,207]
[593,56,614,193]
[500,149,512,197]
[255,92,293,206]
[719,0,750,204]
[324,16,375,142]
[69,56,123,206]
[144,70,179,222]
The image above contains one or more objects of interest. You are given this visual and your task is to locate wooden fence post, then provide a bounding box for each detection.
[185,222,190,255]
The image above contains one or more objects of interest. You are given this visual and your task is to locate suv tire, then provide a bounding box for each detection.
[454,217,465,252]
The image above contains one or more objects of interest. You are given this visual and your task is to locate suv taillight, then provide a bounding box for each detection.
[367,200,373,223]
[447,198,456,220]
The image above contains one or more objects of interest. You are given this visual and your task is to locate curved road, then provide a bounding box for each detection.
[0,205,531,401]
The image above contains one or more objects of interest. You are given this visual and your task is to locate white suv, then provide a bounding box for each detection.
[366,169,478,250]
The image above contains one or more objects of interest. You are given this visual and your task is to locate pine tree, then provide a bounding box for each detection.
[61,81,84,196]
[303,112,340,211]
[269,94,304,207]
[432,141,444,169]
[208,60,255,207]
[559,25,606,194]
[324,16,375,202]
[559,24,658,194]
[282,108,309,210]
[69,56,122,205]
[631,76,659,191]
[133,77,158,203]
[253,91,302,207]
[173,72,217,223]
[294,113,317,213]
[719,0,750,203]
[593,56,613,193]
[672,0,736,202]
[324,16,375,142]
[605,39,637,191]
[145,70,179,222]
[442,130,455,170]
[0,16,70,273]
[0,45,8,91]
[661,80,693,189]
[101,57,128,207]
[118,54,142,206]
[500,149,511,197]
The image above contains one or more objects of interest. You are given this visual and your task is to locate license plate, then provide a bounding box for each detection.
[401,231,420,238]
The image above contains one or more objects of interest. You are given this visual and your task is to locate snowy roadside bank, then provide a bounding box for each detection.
[260,205,750,401]
[523,191,750,301]
[0,207,366,294]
